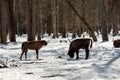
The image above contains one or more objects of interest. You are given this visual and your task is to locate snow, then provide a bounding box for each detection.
[0,34,120,80]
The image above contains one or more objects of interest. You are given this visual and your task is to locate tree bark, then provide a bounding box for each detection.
[62,0,68,38]
[26,0,36,41]
[101,0,108,41]
[51,0,58,38]
[6,0,16,42]
[1,0,7,44]
[36,0,42,40]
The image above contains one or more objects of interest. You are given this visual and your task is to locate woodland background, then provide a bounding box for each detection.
[0,0,120,44]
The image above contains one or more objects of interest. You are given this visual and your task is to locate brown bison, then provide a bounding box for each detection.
[113,39,120,48]
[67,38,92,60]
[20,40,47,60]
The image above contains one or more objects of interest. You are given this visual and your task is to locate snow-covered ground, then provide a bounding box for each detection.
[0,34,120,80]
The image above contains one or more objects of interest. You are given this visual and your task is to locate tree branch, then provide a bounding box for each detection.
[65,0,97,41]
[111,0,118,12]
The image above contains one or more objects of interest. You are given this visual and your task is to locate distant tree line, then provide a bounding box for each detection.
[0,0,120,44]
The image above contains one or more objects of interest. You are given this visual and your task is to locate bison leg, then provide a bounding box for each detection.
[20,50,25,60]
[85,48,89,60]
[76,50,79,60]
[35,49,39,59]
[25,50,28,60]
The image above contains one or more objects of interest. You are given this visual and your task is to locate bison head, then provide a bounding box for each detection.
[67,51,74,58]
[42,40,47,46]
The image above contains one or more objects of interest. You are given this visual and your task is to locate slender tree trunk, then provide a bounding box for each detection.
[26,0,35,41]
[72,16,76,39]
[56,0,59,35]
[6,0,16,42]
[1,0,7,44]
[112,2,118,36]
[45,0,52,36]
[31,0,36,39]
[15,0,23,36]
[0,25,1,42]
[37,0,42,40]
[51,0,58,38]
[0,0,1,42]
[101,0,108,41]
[62,0,68,38]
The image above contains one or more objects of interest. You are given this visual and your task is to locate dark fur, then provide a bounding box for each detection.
[67,38,92,60]
[113,39,120,48]
[20,40,47,60]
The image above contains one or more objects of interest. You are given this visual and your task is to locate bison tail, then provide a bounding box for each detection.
[89,39,92,49]
[21,43,24,51]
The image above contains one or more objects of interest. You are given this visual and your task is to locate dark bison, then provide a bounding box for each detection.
[113,39,120,48]
[20,40,47,60]
[67,38,92,60]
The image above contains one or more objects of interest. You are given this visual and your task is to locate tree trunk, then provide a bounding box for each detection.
[51,0,58,38]
[26,0,36,41]
[112,1,118,36]
[1,0,7,44]
[6,0,16,42]
[36,0,43,40]
[15,0,24,36]
[101,0,108,41]
[61,0,68,38]
[0,0,1,42]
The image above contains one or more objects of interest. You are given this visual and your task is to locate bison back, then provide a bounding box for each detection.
[21,42,29,50]
[69,38,92,50]
[113,40,120,47]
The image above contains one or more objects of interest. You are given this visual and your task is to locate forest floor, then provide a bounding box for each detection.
[0,34,120,80]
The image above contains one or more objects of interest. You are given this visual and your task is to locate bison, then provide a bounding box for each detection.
[20,40,47,60]
[113,39,120,48]
[67,38,92,60]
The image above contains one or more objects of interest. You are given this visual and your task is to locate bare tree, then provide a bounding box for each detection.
[6,0,16,42]
[65,0,97,42]
[15,0,26,36]
[0,0,1,42]
[1,0,7,44]
[25,0,36,41]
[101,0,108,41]
[60,0,68,38]
[51,0,58,38]
[36,0,42,40]
[1,0,120,42]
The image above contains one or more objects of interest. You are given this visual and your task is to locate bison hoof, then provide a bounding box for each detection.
[19,58,22,60]
[85,58,88,60]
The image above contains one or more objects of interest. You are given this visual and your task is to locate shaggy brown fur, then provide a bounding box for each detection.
[67,38,92,60]
[113,39,120,48]
[20,40,47,60]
